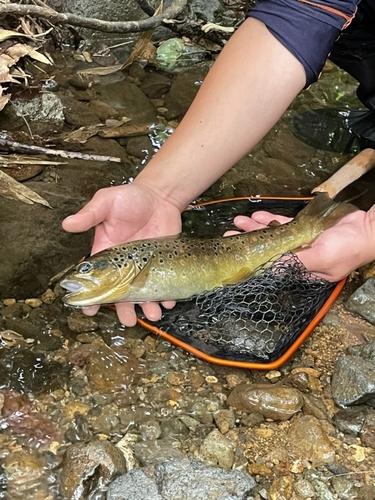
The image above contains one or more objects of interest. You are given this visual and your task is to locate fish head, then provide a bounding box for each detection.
[60,246,154,307]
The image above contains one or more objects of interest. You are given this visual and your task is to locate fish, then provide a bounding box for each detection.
[60,193,357,307]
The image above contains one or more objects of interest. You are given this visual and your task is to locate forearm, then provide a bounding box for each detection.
[135,17,306,210]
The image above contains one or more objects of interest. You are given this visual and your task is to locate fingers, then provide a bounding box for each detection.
[251,211,293,225]
[115,302,139,327]
[83,305,100,316]
[62,190,111,233]
[233,215,268,232]
[116,302,167,327]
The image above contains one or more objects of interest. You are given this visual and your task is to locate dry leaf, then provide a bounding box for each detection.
[0,28,31,42]
[0,170,52,208]
[77,64,123,76]
[28,49,52,65]
[0,93,10,111]
[62,124,106,144]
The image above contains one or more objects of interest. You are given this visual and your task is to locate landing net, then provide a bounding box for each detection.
[148,252,334,363]
[141,198,337,364]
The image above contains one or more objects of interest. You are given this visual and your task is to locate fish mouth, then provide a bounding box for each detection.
[60,279,89,305]
[60,279,85,293]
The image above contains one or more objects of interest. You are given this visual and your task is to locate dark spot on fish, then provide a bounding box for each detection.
[159,259,164,264]
[142,257,148,263]
[127,254,133,260]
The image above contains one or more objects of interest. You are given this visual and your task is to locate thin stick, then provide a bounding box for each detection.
[0,133,121,162]
[0,0,188,33]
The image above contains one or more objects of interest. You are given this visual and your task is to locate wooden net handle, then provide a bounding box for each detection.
[312,148,375,198]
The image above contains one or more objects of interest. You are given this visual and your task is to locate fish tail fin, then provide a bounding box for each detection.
[297,193,358,230]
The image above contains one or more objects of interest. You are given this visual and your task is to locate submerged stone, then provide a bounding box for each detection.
[227,384,303,421]
[199,429,236,469]
[0,346,70,394]
[107,458,256,500]
[60,440,126,500]
[155,38,207,73]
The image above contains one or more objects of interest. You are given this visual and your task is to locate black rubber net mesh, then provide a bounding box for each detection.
[143,198,337,363]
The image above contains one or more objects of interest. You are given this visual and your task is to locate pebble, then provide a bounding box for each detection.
[293,478,315,498]
[167,371,185,386]
[332,405,370,435]
[213,409,235,434]
[67,312,99,333]
[288,415,335,465]
[24,298,42,308]
[41,288,56,304]
[265,370,281,381]
[199,429,235,469]
[2,299,16,306]
[269,475,294,500]
[228,384,304,421]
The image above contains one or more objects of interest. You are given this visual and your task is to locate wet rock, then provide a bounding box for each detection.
[107,458,256,500]
[0,346,70,393]
[293,478,315,498]
[227,384,303,421]
[125,135,153,159]
[64,413,93,444]
[345,278,375,324]
[60,440,126,500]
[311,478,335,499]
[67,312,99,333]
[164,65,210,118]
[332,405,371,435]
[139,72,171,99]
[85,340,140,393]
[89,99,120,121]
[331,355,375,407]
[263,130,316,167]
[269,475,294,500]
[133,439,185,466]
[98,79,157,125]
[361,424,375,448]
[59,93,100,126]
[155,38,208,72]
[288,415,335,465]
[347,340,375,363]
[0,92,65,135]
[213,409,235,434]
[331,475,358,499]
[139,420,162,441]
[199,428,235,469]
[3,450,51,498]
[1,390,61,449]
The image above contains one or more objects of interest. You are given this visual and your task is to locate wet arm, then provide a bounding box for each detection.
[134,17,306,210]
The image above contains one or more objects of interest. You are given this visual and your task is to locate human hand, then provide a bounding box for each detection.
[62,182,182,326]
[225,208,374,282]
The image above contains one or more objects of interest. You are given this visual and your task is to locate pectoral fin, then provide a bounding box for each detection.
[129,258,153,289]
[221,267,253,286]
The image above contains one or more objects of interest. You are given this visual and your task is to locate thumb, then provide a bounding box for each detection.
[62,194,109,233]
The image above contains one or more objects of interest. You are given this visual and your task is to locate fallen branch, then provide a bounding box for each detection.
[0,132,121,162]
[0,0,188,33]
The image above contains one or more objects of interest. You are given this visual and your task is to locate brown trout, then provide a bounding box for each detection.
[61,194,356,307]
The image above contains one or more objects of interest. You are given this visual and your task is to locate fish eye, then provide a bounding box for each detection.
[78,262,93,274]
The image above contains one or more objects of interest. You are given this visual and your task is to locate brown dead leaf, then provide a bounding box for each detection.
[5,43,30,64]
[0,170,52,208]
